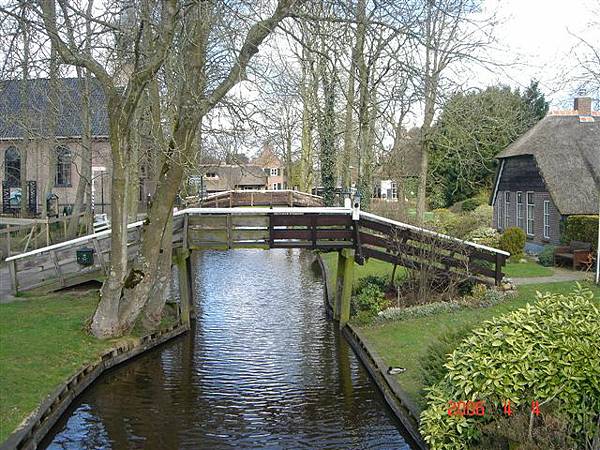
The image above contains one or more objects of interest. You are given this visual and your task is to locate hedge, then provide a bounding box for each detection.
[562,215,598,250]
[419,285,600,449]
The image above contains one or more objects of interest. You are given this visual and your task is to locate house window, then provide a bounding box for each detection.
[543,200,550,239]
[516,191,524,229]
[270,168,279,176]
[272,182,282,190]
[4,146,21,187]
[205,172,218,179]
[498,194,504,230]
[526,192,534,236]
[504,192,510,229]
[391,182,398,199]
[55,146,72,187]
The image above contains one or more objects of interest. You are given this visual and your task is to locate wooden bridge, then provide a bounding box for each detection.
[4,207,508,324]
[186,189,324,208]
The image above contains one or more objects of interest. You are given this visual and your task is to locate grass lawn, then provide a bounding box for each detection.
[320,251,405,289]
[0,290,129,442]
[360,280,600,409]
[503,260,554,278]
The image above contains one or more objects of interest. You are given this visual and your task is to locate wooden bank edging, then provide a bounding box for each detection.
[1,323,189,450]
[315,253,428,450]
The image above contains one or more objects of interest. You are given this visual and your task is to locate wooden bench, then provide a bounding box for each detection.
[554,241,593,270]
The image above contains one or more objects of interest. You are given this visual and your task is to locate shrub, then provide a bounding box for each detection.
[352,284,389,317]
[420,327,472,391]
[537,245,556,267]
[562,215,598,250]
[420,285,600,449]
[353,275,390,295]
[498,227,525,258]
[461,197,481,212]
[465,227,500,249]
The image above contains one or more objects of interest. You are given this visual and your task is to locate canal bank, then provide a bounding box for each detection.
[316,253,427,450]
[37,249,413,449]
[0,289,188,450]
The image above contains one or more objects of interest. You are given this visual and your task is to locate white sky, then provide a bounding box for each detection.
[479,0,599,108]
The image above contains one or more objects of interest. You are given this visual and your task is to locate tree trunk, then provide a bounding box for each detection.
[67,72,92,237]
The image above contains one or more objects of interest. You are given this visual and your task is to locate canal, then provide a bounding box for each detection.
[43,249,412,449]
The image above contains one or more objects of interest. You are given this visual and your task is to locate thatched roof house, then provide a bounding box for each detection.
[491,96,599,247]
[196,164,267,193]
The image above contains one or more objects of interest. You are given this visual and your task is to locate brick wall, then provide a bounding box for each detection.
[494,190,561,245]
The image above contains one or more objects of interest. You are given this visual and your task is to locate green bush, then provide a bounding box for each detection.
[538,245,556,267]
[420,327,472,391]
[351,283,389,323]
[461,197,481,212]
[465,227,500,249]
[353,274,390,295]
[562,215,598,250]
[498,227,526,258]
[419,285,600,449]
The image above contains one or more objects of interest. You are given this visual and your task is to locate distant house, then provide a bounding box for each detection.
[0,77,113,215]
[374,127,422,201]
[195,164,267,194]
[491,96,599,249]
[252,144,287,190]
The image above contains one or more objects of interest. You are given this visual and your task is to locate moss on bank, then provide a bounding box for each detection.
[0,290,128,442]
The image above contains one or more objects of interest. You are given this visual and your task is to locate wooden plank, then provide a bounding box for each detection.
[50,250,66,287]
[183,213,189,250]
[231,215,269,228]
[9,260,18,294]
[231,229,270,241]
[92,238,108,275]
[187,229,228,243]
[270,214,352,227]
[187,215,228,229]
[271,229,352,240]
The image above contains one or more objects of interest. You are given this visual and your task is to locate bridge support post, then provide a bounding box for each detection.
[174,248,193,326]
[334,248,354,327]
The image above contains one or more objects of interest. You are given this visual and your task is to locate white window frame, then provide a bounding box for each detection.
[516,191,523,229]
[270,168,279,176]
[543,200,550,239]
[504,192,510,229]
[391,182,398,200]
[526,191,535,236]
[497,194,504,230]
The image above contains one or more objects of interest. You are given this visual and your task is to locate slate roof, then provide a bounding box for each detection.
[0,77,109,139]
[496,114,600,215]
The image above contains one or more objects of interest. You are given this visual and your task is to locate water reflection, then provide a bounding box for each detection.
[43,249,412,449]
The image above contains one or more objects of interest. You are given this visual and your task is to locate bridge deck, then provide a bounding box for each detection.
[3,207,508,295]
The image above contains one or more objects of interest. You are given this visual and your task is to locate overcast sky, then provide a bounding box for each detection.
[479,0,599,109]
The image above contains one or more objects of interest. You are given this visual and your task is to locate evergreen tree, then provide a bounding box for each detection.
[522,79,549,122]
[428,85,541,207]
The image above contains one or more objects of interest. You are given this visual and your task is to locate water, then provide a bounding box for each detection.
[43,249,413,449]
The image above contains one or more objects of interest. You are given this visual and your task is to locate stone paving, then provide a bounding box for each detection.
[512,267,593,286]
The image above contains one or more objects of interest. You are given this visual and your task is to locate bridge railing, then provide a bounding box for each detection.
[3,207,508,295]
[188,189,324,208]
[358,212,509,285]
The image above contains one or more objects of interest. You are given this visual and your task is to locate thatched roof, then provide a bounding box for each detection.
[379,127,422,179]
[198,164,266,191]
[0,78,108,139]
[496,114,600,215]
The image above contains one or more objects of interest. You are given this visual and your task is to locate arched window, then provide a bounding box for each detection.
[55,145,72,187]
[4,146,21,187]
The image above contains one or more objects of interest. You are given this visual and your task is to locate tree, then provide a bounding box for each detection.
[428,85,540,206]
[414,0,495,223]
[522,79,549,122]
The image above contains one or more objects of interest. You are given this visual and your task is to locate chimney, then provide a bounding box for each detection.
[574,96,592,116]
